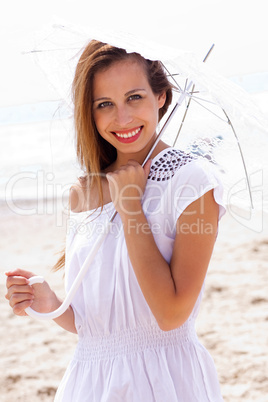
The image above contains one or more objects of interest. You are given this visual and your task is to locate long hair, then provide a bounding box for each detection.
[53,40,173,271]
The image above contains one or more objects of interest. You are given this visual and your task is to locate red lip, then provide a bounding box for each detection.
[112,126,143,144]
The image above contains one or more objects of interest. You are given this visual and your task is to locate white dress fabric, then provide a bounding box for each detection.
[55,148,226,402]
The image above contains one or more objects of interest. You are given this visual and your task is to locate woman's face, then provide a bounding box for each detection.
[92,58,166,158]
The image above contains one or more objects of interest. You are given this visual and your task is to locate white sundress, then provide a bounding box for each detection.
[55,147,226,402]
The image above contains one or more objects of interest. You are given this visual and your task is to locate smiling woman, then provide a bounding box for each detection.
[5,38,226,402]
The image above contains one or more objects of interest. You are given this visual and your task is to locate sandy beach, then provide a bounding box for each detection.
[1,199,267,401]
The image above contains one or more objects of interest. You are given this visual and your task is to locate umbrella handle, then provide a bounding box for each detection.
[25,226,110,320]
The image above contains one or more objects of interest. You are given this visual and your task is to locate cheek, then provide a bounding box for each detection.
[142,101,159,120]
[93,112,114,144]
[93,111,106,133]
[146,104,160,127]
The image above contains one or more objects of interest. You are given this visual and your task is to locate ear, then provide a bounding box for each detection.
[158,92,166,109]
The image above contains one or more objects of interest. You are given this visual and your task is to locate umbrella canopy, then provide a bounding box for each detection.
[25,18,268,214]
[29,19,266,127]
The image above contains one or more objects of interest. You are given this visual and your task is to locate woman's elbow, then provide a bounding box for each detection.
[156,309,191,332]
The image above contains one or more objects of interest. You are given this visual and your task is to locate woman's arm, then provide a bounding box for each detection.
[4,182,89,333]
[107,160,219,331]
[5,269,77,334]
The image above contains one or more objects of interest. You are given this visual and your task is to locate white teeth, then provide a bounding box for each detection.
[114,127,141,138]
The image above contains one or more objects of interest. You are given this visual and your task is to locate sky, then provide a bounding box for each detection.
[1,0,268,107]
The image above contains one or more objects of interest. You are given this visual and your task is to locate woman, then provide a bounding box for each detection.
[5,40,225,401]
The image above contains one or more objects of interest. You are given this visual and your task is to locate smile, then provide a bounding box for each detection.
[112,126,143,143]
[114,127,142,138]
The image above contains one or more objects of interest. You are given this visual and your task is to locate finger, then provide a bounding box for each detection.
[9,292,34,308]
[6,275,30,290]
[5,284,34,300]
[12,300,33,316]
[5,268,34,279]
[127,159,140,167]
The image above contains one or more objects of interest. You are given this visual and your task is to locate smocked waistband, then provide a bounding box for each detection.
[73,323,197,362]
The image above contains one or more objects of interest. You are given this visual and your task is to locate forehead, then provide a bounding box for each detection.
[93,59,150,95]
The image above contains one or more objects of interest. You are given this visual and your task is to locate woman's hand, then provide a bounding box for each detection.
[5,269,57,317]
[106,159,151,218]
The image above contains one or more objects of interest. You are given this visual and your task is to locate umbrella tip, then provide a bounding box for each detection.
[203,44,215,62]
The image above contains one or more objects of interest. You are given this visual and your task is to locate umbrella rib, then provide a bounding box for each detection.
[172,83,195,146]
[24,48,81,54]
[161,62,184,93]
[173,95,254,208]
[221,109,253,209]
[188,97,229,123]
[173,44,217,145]
[188,94,220,106]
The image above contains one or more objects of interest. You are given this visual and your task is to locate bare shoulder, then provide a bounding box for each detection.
[69,176,89,213]
[69,174,111,212]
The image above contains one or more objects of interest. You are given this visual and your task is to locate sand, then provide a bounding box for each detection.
[1,200,267,401]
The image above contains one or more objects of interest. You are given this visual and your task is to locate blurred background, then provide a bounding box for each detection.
[1,2,268,401]
[0,0,267,204]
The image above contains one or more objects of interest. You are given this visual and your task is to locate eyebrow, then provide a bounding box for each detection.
[93,88,146,103]
[125,88,146,97]
[93,96,111,103]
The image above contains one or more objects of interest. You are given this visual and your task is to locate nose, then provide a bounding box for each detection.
[114,104,133,126]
